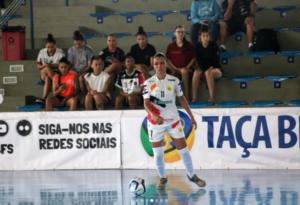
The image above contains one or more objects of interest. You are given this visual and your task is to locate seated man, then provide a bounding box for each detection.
[36,34,65,104]
[219,0,257,52]
[115,55,145,110]
[84,57,111,110]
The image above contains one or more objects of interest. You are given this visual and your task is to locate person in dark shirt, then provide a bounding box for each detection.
[130,26,156,80]
[192,25,223,103]
[166,24,195,101]
[99,34,125,102]
[219,0,257,52]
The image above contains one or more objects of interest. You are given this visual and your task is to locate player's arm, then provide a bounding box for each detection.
[37,63,49,70]
[178,96,197,130]
[52,77,62,97]
[144,98,164,125]
[130,85,144,96]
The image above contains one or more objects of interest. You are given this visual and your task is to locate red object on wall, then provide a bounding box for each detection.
[1,26,26,61]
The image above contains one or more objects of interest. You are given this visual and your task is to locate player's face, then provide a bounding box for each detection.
[200,32,210,45]
[125,57,135,70]
[74,40,84,49]
[174,27,185,40]
[45,43,55,54]
[153,57,167,75]
[137,35,147,47]
[91,59,102,73]
[59,62,69,75]
[107,36,117,49]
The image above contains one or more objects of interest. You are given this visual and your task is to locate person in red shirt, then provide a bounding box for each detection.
[46,57,79,111]
[166,25,195,101]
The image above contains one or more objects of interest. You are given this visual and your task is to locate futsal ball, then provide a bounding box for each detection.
[129,177,146,196]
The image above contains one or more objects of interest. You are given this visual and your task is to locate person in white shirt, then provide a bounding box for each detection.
[84,56,111,110]
[36,34,65,104]
[143,53,206,189]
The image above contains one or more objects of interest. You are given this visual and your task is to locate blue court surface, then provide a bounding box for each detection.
[0,169,299,205]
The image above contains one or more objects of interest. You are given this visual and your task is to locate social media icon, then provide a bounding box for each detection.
[0,120,9,137]
[16,120,32,136]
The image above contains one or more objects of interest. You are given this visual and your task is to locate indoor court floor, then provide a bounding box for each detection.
[0,169,299,205]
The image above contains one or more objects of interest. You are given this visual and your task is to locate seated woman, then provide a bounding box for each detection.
[68,30,94,105]
[115,54,145,110]
[166,24,195,101]
[36,34,65,104]
[192,25,224,103]
[130,26,157,80]
[99,34,125,102]
[46,57,79,111]
[84,57,111,110]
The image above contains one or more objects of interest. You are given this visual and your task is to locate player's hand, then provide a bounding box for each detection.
[59,83,67,91]
[191,117,197,130]
[228,0,235,6]
[153,115,164,125]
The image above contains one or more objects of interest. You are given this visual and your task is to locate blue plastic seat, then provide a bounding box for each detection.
[133,32,161,38]
[215,77,227,82]
[264,74,295,82]
[54,107,69,111]
[285,100,300,107]
[257,7,268,12]
[250,100,282,107]
[84,33,101,40]
[291,28,300,33]
[89,12,117,18]
[148,10,174,16]
[102,33,132,38]
[178,10,191,15]
[273,28,288,33]
[231,75,261,82]
[244,51,275,58]
[277,50,300,57]
[215,101,247,108]
[36,81,45,86]
[118,11,146,17]
[271,6,297,12]
[188,101,213,108]
[220,52,242,59]
[17,104,45,112]
[163,32,175,37]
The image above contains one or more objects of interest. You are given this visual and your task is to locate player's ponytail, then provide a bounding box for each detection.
[73,30,84,41]
[46,33,56,44]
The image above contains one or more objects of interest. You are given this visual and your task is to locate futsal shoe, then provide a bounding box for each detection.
[156,177,168,189]
[187,174,206,187]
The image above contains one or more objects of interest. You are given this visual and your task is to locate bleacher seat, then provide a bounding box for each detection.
[264,74,295,82]
[231,75,261,82]
[215,101,247,108]
[250,100,282,107]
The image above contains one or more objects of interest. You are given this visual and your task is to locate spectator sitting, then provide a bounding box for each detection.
[166,24,195,101]
[192,25,223,103]
[219,0,257,52]
[36,34,65,104]
[115,54,145,110]
[99,34,126,103]
[46,57,79,111]
[0,0,6,15]
[190,0,222,46]
[130,26,157,80]
[84,57,111,110]
[68,30,94,105]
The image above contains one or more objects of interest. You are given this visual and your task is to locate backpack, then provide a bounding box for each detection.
[253,29,280,53]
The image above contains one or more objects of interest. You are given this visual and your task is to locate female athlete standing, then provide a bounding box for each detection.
[143,53,206,189]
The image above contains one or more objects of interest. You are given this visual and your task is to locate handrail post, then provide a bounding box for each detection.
[29,0,34,49]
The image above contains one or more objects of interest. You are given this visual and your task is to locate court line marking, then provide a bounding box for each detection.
[180,181,276,205]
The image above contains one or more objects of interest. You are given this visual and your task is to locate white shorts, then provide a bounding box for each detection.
[147,120,184,142]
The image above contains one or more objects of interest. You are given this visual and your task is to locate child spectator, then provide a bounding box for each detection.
[190,0,222,45]
[84,57,111,110]
[166,25,195,101]
[68,30,94,105]
[115,54,145,110]
[0,0,6,15]
[46,57,79,111]
[36,34,65,104]
[130,26,157,79]
[99,34,126,102]
[192,25,223,103]
[219,0,257,52]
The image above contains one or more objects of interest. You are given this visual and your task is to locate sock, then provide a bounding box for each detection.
[178,147,194,178]
[153,147,166,178]
[220,45,226,49]
[249,43,253,48]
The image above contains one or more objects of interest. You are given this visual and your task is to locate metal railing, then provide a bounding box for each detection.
[0,0,24,28]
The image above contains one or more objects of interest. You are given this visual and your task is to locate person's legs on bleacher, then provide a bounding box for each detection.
[209,21,219,42]
[219,20,229,52]
[246,21,255,52]
[37,67,56,104]
[190,23,202,46]
[191,69,203,102]
[45,97,60,111]
[180,67,193,102]
[65,97,78,111]
[93,93,109,110]
[79,73,88,105]
[128,95,141,110]
[205,68,222,103]
[104,63,122,103]
[115,95,125,110]
[85,93,94,110]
